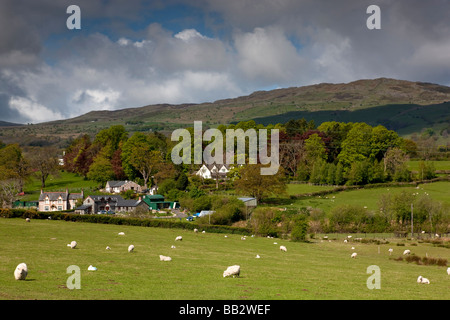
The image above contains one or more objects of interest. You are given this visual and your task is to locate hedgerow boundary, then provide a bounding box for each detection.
[0,208,252,236]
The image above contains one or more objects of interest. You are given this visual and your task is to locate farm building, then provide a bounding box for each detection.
[142,194,179,210]
[13,200,39,209]
[237,197,257,208]
[105,180,143,194]
[75,195,148,214]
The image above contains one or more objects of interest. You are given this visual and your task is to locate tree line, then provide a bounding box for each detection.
[0,118,442,208]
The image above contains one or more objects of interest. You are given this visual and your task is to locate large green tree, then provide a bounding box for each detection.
[234,164,287,201]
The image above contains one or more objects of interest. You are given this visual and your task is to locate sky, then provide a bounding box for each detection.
[0,0,449,124]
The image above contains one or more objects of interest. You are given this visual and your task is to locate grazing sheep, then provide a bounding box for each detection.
[280,245,287,252]
[118,232,125,235]
[25,218,30,222]
[88,265,97,271]
[106,246,111,250]
[67,241,77,249]
[403,249,411,255]
[202,230,206,233]
[128,244,135,252]
[417,276,430,284]
[447,267,450,276]
[194,228,198,233]
[351,252,357,258]
[223,265,240,278]
[388,248,393,255]
[241,236,246,240]
[344,239,348,243]
[175,236,182,241]
[14,263,28,280]
[159,255,172,262]
[256,254,261,259]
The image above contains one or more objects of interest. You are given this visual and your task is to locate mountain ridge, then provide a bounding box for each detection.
[1,78,449,148]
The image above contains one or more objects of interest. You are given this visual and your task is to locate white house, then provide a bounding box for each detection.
[196,163,230,180]
[38,189,84,212]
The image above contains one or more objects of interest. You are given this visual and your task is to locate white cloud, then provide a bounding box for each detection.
[2,1,450,124]
[9,96,63,123]
[234,26,306,84]
[174,29,208,41]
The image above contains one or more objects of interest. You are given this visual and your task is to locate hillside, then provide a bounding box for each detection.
[0,121,23,127]
[1,78,450,148]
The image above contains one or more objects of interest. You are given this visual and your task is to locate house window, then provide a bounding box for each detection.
[58,206,63,211]
[45,206,49,211]
[45,197,49,204]
[58,197,62,204]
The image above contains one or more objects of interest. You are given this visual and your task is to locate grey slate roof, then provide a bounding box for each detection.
[106,181,126,187]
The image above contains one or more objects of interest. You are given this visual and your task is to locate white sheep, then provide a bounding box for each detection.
[106,246,111,250]
[171,245,176,249]
[241,236,246,240]
[223,265,240,278]
[118,232,125,235]
[417,276,430,284]
[280,245,287,252]
[194,228,198,233]
[25,218,30,222]
[128,244,135,252]
[447,267,450,276]
[388,248,393,255]
[159,255,172,262]
[67,241,77,249]
[403,249,411,255]
[255,254,261,259]
[175,236,182,241]
[88,265,97,271]
[14,263,28,280]
[351,252,357,258]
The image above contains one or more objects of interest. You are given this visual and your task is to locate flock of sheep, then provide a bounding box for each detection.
[339,235,450,285]
[13,218,450,292]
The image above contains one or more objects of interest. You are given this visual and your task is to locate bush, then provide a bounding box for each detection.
[290,215,308,242]
[328,204,369,233]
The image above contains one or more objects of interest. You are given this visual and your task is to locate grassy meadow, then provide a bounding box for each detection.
[284,181,450,215]
[1,218,449,300]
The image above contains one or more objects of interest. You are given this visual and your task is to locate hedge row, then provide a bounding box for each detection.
[0,208,252,236]
[289,176,450,199]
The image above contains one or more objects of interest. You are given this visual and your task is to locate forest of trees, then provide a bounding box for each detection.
[0,118,444,210]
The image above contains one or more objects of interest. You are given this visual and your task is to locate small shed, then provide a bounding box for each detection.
[142,194,179,210]
[238,197,257,208]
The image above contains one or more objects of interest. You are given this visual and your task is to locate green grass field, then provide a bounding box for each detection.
[283,181,450,214]
[21,171,101,201]
[1,218,449,300]
[407,160,450,172]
